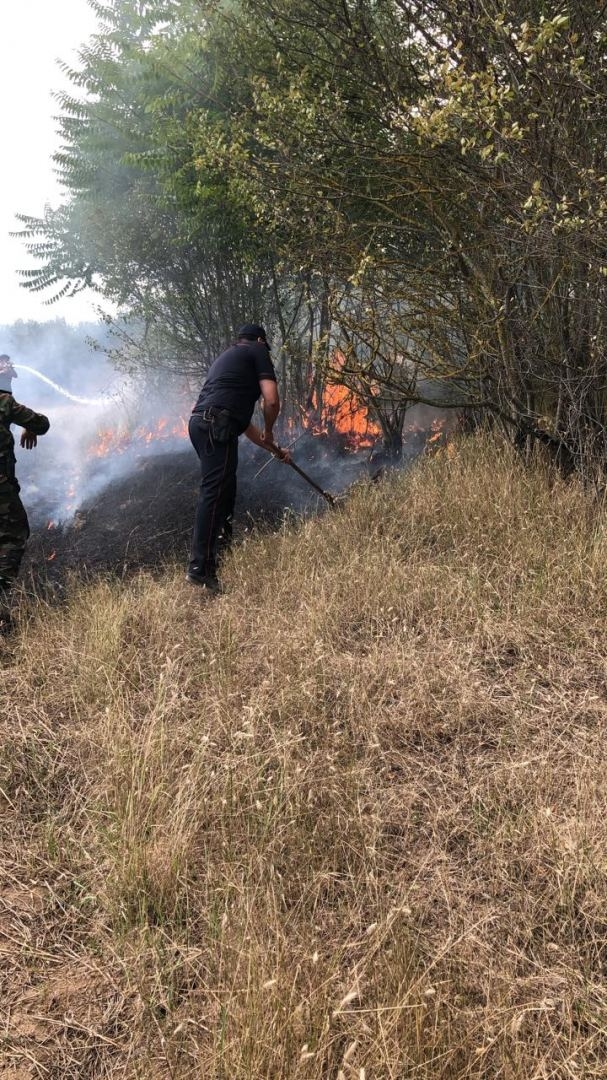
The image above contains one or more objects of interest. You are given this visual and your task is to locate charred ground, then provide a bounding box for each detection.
[22,427,431,584]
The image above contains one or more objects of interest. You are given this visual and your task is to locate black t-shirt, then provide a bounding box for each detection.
[192,342,277,433]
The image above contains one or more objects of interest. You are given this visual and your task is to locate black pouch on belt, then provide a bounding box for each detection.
[203,407,237,444]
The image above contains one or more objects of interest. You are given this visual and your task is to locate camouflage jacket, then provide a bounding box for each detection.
[0,393,50,467]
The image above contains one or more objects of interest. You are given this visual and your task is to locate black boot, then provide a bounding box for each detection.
[185,569,223,594]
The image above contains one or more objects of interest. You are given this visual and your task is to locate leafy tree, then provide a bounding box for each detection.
[196,0,607,471]
[17,0,281,373]
[21,0,607,471]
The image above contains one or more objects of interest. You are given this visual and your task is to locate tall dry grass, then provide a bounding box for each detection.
[2,435,607,1078]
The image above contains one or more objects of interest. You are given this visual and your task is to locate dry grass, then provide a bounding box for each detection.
[2,435,607,1078]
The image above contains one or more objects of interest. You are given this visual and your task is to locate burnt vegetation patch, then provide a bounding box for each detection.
[24,435,378,584]
[22,421,435,587]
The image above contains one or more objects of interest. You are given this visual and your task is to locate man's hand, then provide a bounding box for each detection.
[20,430,37,450]
[243,424,291,461]
[263,430,292,463]
[271,443,292,464]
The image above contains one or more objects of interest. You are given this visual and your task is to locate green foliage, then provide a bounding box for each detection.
[18,0,276,370]
[19,0,607,466]
[199,0,607,468]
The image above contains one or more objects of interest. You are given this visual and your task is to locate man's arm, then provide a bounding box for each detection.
[259,378,280,445]
[10,400,50,437]
[243,423,290,462]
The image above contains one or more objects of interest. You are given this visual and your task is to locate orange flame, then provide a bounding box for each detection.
[89,417,189,459]
[304,359,380,448]
[88,385,380,460]
[425,417,448,449]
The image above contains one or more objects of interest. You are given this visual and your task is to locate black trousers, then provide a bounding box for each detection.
[188,414,238,577]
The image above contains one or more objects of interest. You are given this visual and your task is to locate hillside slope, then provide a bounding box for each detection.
[1,438,607,1079]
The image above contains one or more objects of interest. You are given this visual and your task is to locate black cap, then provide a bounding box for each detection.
[237,323,268,343]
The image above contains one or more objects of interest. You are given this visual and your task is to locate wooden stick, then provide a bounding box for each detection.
[281,456,336,505]
[265,442,337,506]
[287,459,336,505]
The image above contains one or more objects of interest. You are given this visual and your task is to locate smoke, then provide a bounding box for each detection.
[2,319,455,543]
[1,320,195,526]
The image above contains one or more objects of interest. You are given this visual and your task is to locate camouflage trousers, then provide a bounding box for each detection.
[0,478,30,590]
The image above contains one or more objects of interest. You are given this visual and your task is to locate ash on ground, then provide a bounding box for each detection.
[23,436,393,586]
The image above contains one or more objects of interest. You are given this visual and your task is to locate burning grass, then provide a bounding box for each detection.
[2,435,607,1077]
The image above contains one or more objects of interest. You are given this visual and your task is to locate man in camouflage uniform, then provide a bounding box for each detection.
[0,355,50,600]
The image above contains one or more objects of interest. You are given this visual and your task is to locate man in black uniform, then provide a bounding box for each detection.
[187,324,289,591]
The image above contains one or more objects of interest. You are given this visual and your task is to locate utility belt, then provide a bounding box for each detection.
[195,406,239,444]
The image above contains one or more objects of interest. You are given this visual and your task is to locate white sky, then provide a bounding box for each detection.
[0,0,102,325]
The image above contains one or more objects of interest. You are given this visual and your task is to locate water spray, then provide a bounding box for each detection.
[14,364,115,407]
